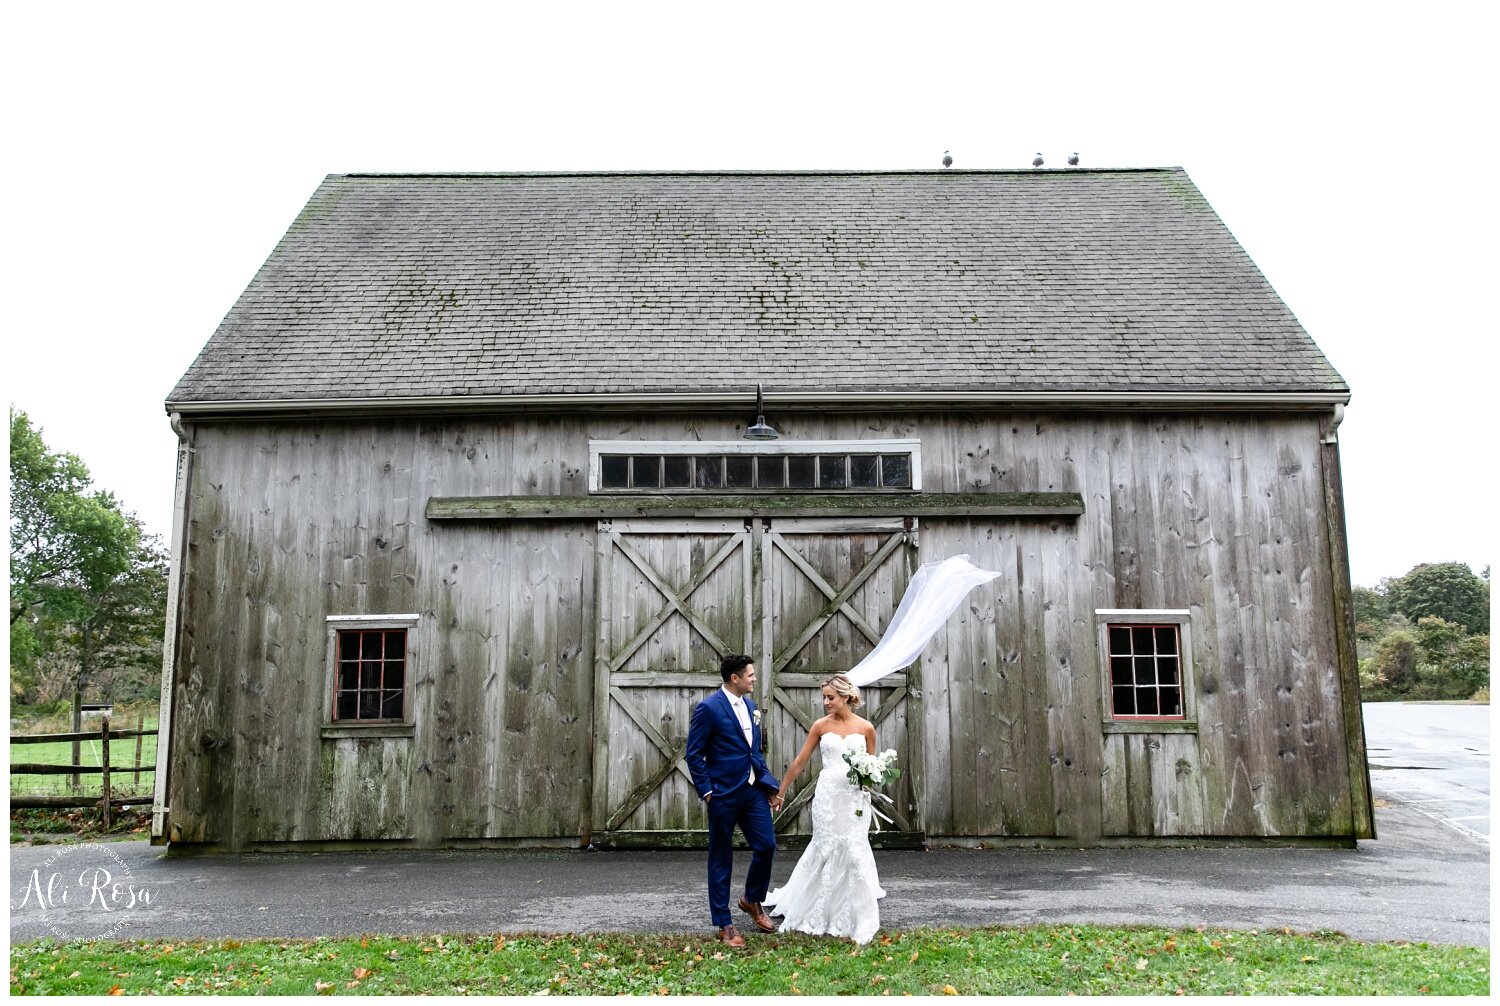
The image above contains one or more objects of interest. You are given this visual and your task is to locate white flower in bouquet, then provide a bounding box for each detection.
[842,746,901,827]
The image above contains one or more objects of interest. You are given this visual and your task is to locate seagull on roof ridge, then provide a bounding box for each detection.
[942,150,953,168]
[1032,152,1044,169]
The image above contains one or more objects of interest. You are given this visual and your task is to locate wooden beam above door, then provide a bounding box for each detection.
[425,491,1083,521]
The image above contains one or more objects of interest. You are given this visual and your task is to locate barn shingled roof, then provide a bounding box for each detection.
[168,169,1347,407]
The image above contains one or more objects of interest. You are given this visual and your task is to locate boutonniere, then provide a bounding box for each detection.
[752,708,762,726]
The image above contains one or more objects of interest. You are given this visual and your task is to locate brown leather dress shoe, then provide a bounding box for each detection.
[738,897,776,933]
[715,924,747,949]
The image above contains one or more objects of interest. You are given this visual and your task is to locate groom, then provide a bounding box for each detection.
[685,654,784,948]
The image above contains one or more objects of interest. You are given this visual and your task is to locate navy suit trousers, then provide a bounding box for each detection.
[705,784,776,928]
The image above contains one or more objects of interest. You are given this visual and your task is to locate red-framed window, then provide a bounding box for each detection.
[1106,623,1184,719]
[332,628,407,721]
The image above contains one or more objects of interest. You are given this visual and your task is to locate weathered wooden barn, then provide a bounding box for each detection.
[154,168,1374,852]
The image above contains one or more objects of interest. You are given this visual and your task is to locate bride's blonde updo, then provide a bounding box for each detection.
[822,673,862,708]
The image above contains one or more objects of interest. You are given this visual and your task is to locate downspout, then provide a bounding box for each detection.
[151,412,195,843]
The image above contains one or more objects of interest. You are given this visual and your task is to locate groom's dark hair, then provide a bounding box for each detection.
[720,654,754,682]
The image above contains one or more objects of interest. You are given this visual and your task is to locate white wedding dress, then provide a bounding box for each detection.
[762,732,886,944]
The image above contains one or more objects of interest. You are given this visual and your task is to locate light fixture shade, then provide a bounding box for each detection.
[743,418,779,440]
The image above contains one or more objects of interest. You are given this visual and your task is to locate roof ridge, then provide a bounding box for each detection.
[333,167,1186,179]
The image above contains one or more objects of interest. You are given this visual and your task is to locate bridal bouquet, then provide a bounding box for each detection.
[843,749,900,829]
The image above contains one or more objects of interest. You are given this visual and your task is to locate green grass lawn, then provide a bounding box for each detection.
[8,925,1488,996]
[10,719,157,799]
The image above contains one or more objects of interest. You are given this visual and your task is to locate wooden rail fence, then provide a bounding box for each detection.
[10,716,157,826]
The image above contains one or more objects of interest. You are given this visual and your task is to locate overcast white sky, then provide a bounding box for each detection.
[3,1,1494,588]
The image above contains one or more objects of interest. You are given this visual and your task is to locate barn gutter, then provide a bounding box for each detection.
[151,412,194,843]
[164,390,1351,420]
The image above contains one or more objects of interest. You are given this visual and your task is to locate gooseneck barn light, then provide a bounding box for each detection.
[743,383,779,440]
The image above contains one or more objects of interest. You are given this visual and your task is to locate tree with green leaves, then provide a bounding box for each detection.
[10,408,163,729]
[1414,616,1490,698]
[1387,562,1489,635]
[1364,630,1419,694]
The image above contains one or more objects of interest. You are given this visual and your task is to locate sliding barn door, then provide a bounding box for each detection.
[591,519,755,842]
[760,519,923,847]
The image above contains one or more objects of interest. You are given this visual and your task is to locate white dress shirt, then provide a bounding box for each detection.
[721,685,755,786]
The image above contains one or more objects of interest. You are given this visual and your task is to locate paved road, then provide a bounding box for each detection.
[1361,702,1489,843]
[10,703,1489,947]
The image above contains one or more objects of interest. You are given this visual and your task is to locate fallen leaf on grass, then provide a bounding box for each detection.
[353,967,372,979]
[314,980,335,994]
[1135,958,1149,971]
[942,984,958,995]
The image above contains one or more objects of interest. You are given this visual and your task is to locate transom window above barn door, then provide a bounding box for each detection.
[588,439,922,493]
[1095,610,1197,734]
[321,614,419,739]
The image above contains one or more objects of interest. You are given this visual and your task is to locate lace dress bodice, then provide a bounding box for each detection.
[762,731,886,944]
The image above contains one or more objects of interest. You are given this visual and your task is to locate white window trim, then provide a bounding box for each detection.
[323,614,420,733]
[1094,609,1197,733]
[587,439,923,492]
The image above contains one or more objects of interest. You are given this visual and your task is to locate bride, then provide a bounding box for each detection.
[762,674,886,945]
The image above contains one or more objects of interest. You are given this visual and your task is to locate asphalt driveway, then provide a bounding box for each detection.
[10,704,1489,947]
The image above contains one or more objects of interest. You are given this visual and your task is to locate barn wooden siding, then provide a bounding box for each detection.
[163,410,1367,850]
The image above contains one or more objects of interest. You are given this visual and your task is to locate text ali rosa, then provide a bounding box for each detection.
[17,863,155,912]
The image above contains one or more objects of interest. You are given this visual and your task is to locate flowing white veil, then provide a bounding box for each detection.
[845,555,1002,687]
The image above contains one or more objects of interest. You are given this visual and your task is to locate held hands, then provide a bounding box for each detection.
[768,792,785,812]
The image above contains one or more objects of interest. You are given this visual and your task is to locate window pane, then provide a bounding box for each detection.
[695,456,723,489]
[360,631,381,660]
[338,660,359,691]
[1108,626,1131,654]
[630,456,661,489]
[663,456,692,488]
[850,454,879,487]
[601,455,629,488]
[1134,656,1157,685]
[725,456,753,488]
[1132,626,1156,654]
[381,691,403,718]
[1159,689,1182,716]
[358,692,381,719]
[880,454,911,488]
[756,456,785,488]
[1112,686,1135,716]
[361,663,381,691]
[787,456,815,488]
[1110,656,1133,686]
[336,691,358,720]
[818,456,847,489]
[1136,688,1160,716]
[339,632,359,660]
[1157,657,1178,685]
[384,659,405,689]
[1156,625,1179,655]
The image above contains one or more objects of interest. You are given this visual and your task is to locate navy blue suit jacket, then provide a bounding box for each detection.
[685,689,781,801]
